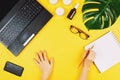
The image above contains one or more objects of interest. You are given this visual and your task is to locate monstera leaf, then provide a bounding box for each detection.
[82,0,120,30]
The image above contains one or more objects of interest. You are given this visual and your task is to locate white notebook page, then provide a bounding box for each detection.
[85,31,120,73]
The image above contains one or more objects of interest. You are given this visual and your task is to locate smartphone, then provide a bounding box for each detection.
[4,61,24,76]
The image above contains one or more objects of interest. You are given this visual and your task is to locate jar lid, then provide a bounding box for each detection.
[63,0,72,5]
[49,0,58,4]
[56,7,65,16]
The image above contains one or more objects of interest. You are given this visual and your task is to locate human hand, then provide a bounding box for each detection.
[83,49,96,68]
[78,49,95,80]
[34,51,54,80]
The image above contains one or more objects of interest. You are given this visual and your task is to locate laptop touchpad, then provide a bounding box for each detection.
[18,31,31,44]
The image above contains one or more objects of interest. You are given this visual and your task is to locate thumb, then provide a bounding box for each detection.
[49,57,54,67]
[82,49,89,59]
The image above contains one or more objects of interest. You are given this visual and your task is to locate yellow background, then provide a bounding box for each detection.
[0,0,120,80]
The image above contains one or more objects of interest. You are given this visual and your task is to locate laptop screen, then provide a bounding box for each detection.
[0,0,19,22]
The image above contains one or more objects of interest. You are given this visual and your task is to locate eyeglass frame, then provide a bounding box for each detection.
[70,25,90,39]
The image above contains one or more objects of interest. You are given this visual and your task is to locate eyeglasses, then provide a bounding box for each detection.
[70,25,90,40]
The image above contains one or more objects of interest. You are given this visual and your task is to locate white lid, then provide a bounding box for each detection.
[74,3,79,9]
[56,7,65,16]
[49,0,58,4]
[63,0,72,5]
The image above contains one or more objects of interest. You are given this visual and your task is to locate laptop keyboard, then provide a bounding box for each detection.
[0,0,43,47]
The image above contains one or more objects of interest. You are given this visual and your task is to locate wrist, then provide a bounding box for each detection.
[41,74,49,80]
[41,77,48,80]
[83,63,91,69]
[82,65,90,71]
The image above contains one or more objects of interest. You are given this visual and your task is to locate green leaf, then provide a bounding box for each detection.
[82,0,120,30]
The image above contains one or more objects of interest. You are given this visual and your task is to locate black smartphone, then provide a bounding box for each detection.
[4,61,24,76]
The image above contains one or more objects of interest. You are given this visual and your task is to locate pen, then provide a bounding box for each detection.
[78,45,94,67]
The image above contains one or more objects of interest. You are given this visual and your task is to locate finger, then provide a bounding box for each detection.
[87,50,96,61]
[36,52,41,63]
[39,51,44,62]
[49,57,54,67]
[33,58,40,66]
[83,49,89,59]
[43,50,48,62]
[79,50,89,65]
[91,50,96,60]
[84,45,94,59]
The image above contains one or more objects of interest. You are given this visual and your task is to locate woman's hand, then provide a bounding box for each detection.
[34,51,54,80]
[83,49,96,68]
[79,47,96,80]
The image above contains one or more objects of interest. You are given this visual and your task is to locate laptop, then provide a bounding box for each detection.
[0,0,53,56]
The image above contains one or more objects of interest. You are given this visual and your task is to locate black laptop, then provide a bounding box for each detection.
[0,0,52,56]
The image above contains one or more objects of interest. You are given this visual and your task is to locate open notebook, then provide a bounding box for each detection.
[85,31,120,73]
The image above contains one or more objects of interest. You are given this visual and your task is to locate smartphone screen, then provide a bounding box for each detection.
[4,61,24,76]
